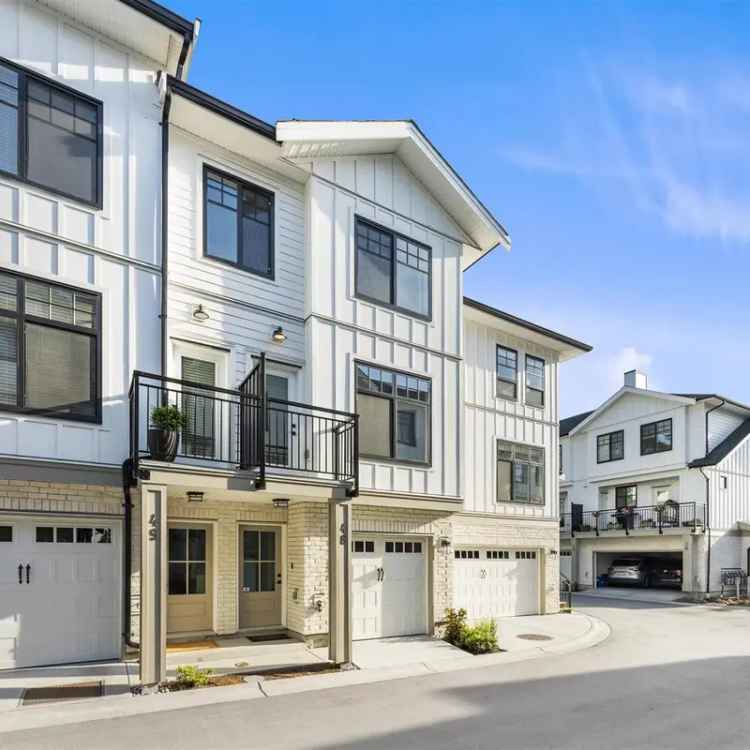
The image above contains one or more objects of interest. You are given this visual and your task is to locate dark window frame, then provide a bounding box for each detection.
[0,268,102,424]
[355,361,432,467]
[496,344,518,400]
[0,55,104,209]
[596,429,625,464]
[496,439,546,506]
[354,215,433,321]
[640,418,673,455]
[202,164,275,281]
[615,485,638,508]
[525,354,545,407]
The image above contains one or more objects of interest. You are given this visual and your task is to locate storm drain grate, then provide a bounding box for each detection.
[22,681,103,705]
[517,633,554,642]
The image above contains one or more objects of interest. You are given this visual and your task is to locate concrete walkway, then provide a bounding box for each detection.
[0,612,607,735]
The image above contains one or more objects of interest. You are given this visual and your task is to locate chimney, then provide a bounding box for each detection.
[624,369,648,389]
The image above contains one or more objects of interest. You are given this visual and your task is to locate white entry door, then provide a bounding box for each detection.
[453,548,540,621]
[0,518,120,669]
[352,537,427,640]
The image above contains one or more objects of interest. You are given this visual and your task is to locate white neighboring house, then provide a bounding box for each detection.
[560,370,750,596]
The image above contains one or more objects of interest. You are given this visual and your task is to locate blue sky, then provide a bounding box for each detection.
[169,0,750,416]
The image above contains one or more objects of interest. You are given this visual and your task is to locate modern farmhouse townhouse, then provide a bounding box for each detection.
[0,0,590,683]
[560,370,750,597]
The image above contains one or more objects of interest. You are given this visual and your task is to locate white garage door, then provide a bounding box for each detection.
[0,518,120,670]
[352,537,427,640]
[453,548,540,621]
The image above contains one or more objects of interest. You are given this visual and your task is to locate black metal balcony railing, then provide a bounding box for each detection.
[561,501,705,537]
[129,354,359,493]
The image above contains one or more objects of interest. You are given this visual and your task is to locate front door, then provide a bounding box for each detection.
[167,525,212,634]
[238,526,281,629]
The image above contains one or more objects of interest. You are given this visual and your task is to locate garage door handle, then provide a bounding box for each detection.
[18,564,22,584]
[25,564,30,584]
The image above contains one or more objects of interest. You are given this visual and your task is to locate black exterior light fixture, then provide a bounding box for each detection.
[272,326,286,343]
[193,304,209,322]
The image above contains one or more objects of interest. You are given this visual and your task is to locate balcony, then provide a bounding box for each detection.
[128,355,358,494]
[561,501,705,537]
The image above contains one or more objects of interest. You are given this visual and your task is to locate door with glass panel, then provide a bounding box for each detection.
[265,374,289,467]
[180,356,217,459]
[239,526,281,628]
[167,526,212,634]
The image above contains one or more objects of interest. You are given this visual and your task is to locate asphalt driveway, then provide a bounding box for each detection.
[4,596,750,750]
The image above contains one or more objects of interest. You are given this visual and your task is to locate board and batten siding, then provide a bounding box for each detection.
[0,0,162,465]
[166,128,306,386]
[463,317,559,518]
[301,155,467,498]
[703,435,750,529]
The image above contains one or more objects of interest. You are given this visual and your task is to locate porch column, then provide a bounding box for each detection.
[328,496,352,666]
[139,482,168,687]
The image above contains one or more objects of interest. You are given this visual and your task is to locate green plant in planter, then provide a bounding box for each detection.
[461,620,499,654]
[176,664,213,687]
[148,404,187,462]
[151,404,187,431]
[443,607,468,647]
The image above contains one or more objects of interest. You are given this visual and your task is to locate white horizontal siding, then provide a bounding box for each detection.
[708,408,745,452]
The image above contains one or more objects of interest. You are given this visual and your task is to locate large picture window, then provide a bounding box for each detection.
[355,217,431,319]
[356,362,431,464]
[597,430,624,463]
[497,440,545,505]
[0,58,102,207]
[640,418,672,455]
[0,270,100,422]
[525,355,545,407]
[496,345,517,400]
[204,166,274,279]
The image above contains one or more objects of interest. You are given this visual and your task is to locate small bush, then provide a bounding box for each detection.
[461,620,499,655]
[443,608,468,646]
[151,404,187,431]
[176,664,213,687]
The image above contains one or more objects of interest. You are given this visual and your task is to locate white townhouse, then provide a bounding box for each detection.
[560,370,750,597]
[0,0,591,679]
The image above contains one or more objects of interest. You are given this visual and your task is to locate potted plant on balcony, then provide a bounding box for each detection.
[148,404,187,462]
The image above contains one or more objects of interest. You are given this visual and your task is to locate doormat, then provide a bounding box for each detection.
[516,633,553,641]
[22,681,103,706]
[166,640,219,652]
[247,633,291,643]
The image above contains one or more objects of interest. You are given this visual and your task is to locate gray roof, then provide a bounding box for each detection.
[560,411,594,437]
[689,419,750,468]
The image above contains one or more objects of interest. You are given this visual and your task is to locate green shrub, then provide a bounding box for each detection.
[443,608,468,647]
[151,404,187,431]
[461,620,499,655]
[176,664,213,687]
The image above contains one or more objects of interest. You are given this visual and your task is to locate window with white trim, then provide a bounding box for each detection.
[497,440,545,505]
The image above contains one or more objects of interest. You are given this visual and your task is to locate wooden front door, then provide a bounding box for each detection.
[167,525,212,634]
[238,526,281,629]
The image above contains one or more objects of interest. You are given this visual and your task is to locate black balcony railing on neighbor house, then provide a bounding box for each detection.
[129,354,359,493]
[561,501,705,537]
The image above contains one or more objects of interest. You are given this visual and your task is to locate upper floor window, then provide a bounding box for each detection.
[597,430,624,463]
[497,440,545,505]
[496,345,517,400]
[204,167,274,279]
[525,355,545,407]
[355,217,431,320]
[0,270,100,422]
[0,58,102,207]
[640,418,672,455]
[356,362,431,464]
[615,485,637,508]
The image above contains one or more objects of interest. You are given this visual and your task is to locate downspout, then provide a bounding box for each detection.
[122,459,139,649]
[701,398,725,596]
[160,78,172,379]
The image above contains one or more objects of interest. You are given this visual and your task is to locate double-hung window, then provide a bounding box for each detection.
[525,355,545,407]
[597,430,624,463]
[640,418,672,455]
[204,166,274,279]
[497,440,545,505]
[0,270,100,422]
[0,58,102,206]
[355,217,431,319]
[356,363,431,464]
[496,345,517,400]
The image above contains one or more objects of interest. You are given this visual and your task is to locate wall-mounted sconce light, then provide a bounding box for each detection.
[272,326,286,344]
[192,304,210,322]
[439,536,451,548]
[186,491,204,503]
[272,498,290,509]
[549,548,558,557]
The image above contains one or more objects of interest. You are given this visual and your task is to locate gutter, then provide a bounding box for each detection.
[701,398,725,595]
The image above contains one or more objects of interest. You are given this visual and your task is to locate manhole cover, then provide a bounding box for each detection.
[22,681,103,705]
[517,633,553,641]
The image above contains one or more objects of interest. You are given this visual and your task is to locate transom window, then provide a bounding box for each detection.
[615,485,637,508]
[353,540,375,553]
[525,355,545,407]
[168,528,206,596]
[0,271,100,422]
[0,526,12,542]
[516,550,537,560]
[640,418,672,455]
[36,526,110,543]
[355,217,432,319]
[455,549,479,559]
[496,345,518,400]
[486,550,510,560]
[386,540,422,554]
[0,58,102,206]
[497,440,545,505]
[597,430,624,463]
[356,363,431,464]
[204,167,274,279]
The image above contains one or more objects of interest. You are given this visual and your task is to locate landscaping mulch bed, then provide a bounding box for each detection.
[162,674,245,692]
[717,597,750,606]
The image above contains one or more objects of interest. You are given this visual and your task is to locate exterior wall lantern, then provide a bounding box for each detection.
[192,304,209,322]
[272,326,286,343]
[186,491,204,503]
